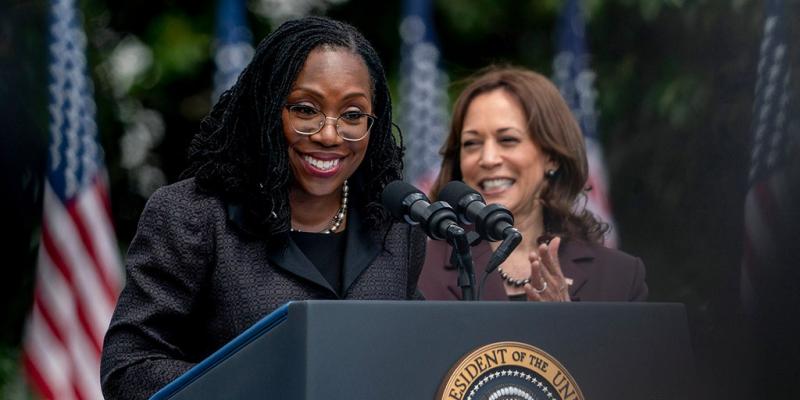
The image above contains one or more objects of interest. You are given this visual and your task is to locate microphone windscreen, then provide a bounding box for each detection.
[381,180,426,220]
[439,180,481,209]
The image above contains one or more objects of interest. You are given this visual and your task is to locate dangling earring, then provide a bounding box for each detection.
[545,169,558,179]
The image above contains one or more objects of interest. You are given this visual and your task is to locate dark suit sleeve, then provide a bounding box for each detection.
[407,225,427,300]
[628,257,648,301]
[100,184,214,400]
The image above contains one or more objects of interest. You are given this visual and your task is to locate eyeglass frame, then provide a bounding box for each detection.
[283,104,377,142]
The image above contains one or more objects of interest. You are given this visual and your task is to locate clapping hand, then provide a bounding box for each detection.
[524,237,570,302]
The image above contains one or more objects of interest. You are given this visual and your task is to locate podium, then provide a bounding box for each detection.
[151,301,695,399]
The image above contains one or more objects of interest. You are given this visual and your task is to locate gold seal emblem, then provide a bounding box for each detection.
[438,341,584,400]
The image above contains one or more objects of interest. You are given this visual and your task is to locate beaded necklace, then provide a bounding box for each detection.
[290,180,348,234]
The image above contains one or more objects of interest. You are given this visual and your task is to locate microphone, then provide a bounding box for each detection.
[439,180,522,276]
[438,180,518,242]
[381,180,462,241]
[383,180,478,300]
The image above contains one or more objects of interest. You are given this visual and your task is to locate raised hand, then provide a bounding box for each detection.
[524,236,570,302]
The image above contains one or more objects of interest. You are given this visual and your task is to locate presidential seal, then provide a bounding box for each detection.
[437,342,584,400]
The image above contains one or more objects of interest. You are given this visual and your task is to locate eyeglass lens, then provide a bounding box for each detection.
[288,106,373,140]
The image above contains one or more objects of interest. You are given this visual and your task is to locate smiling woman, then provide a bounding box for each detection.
[282,48,372,228]
[99,17,426,400]
[418,66,648,303]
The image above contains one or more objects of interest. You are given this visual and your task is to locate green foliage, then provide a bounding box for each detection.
[146,13,212,88]
[0,346,32,400]
[654,74,709,127]
[436,0,560,38]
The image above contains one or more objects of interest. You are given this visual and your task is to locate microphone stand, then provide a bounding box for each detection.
[446,225,477,301]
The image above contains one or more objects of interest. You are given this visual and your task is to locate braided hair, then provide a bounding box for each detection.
[184,16,402,241]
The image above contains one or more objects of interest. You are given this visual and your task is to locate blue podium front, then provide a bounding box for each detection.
[151,301,695,399]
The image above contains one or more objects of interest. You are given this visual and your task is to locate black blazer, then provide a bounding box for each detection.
[418,238,647,302]
[101,178,426,400]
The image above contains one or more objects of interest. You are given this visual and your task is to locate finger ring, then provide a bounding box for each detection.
[532,280,548,294]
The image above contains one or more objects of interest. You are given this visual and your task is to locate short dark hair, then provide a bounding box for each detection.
[184,16,402,240]
[432,66,608,243]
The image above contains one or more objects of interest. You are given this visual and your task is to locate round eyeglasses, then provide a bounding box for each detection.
[284,104,376,142]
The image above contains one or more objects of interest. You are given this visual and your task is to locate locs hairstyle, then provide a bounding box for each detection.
[431,66,608,243]
[184,17,402,240]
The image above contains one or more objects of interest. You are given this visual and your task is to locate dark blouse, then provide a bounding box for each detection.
[290,230,346,296]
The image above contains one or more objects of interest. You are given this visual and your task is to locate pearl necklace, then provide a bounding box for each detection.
[497,266,531,288]
[291,180,348,234]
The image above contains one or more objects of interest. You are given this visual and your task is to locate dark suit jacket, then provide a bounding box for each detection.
[418,238,647,301]
[100,178,426,400]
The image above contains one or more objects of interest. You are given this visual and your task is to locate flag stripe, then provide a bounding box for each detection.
[84,181,123,286]
[68,183,119,301]
[24,310,78,400]
[36,249,75,338]
[44,183,116,313]
[34,292,67,349]
[37,250,103,372]
[66,200,117,303]
[36,251,104,400]
[73,385,86,400]
[40,222,104,353]
[22,352,57,400]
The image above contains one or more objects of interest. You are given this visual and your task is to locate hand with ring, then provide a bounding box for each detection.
[524,236,571,302]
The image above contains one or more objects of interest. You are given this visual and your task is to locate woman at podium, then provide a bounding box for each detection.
[418,67,647,302]
[100,17,426,399]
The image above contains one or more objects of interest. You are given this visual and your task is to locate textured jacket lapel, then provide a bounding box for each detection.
[261,206,383,297]
[226,202,337,294]
[267,239,337,295]
[341,205,383,294]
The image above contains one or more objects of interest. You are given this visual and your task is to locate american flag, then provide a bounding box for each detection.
[212,0,253,104]
[398,0,449,194]
[552,0,618,247]
[741,0,794,311]
[22,0,123,398]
